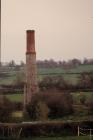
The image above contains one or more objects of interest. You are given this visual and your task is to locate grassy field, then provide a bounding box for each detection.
[6,94,23,102]
[71,92,93,104]
[0,136,91,140]
[0,64,93,85]
[20,136,91,140]
[38,64,93,74]
[5,91,93,103]
[38,65,93,84]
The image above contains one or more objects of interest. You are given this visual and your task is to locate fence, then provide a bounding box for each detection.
[78,125,93,140]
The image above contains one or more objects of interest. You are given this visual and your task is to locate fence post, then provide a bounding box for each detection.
[78,125,80,136]
[90,129,92,140]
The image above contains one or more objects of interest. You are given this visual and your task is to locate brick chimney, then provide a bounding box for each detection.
[24,30,39,106]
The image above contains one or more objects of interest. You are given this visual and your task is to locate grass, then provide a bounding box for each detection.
[12,111,23,118]
[0,64,93,85]
[6,94,23,102]
[20,136,91,140]
[5,91,93,103]
[38,65,93,74]
[0,136,91,140]
[70,64,93,73]
[71,92,93,104]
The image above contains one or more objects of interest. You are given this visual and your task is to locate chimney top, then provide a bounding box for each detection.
[27,30,35,33]
[26,30,36,54]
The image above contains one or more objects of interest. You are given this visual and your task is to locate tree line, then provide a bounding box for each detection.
[1,58,93,69]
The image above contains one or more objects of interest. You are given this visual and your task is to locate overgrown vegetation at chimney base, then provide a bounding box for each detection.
[26,92,73,121]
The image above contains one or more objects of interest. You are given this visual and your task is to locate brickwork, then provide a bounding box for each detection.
[24,30,39,105]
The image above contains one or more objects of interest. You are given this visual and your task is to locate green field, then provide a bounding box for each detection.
[38,64,93,84]
[6,94,23,102]
[0,136,91,140]
[5,91,93,103]
[71,92,93,104]
[0,64,93,85]
[19,136,91,140]
[38,64,93,74]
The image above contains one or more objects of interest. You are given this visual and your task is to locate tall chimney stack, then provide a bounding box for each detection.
[24,30,39,106]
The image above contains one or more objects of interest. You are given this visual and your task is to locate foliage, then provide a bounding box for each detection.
[79,94,86,105]
[36,101,50,121]
[26,99,49,121]
[0,96,14,122]
[39,76,71,90]
[37,58,93,69]
[13,71,25,86]
[78,72,93,88]
[46,92,73,118]
[86,97,93,114]
[26,92,73,120]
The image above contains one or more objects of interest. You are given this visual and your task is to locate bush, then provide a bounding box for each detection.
[46,92,73,118]
[26,91,73,120]
[26,100,49,121]
[86,97,93,114]
[0,96,14,122]
[39,76,69,90]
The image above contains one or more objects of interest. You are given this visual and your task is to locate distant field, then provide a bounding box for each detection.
[38,64,93,84]
[0,64,93,85]
[38,64,93,74]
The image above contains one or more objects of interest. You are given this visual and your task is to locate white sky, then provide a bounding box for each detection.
[1,0,93,63]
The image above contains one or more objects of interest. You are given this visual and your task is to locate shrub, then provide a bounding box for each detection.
[26,100,49,121]
[0,96,14,122]
[79,93,86,105]
[46,92,73,118]
[26,91,73,120]
[86,97,93,114]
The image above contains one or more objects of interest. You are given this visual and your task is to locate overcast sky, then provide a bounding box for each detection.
[1,0,93,63]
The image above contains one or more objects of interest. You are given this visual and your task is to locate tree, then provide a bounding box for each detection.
[20,61,25,67]
[79,93,86,105]
[39,76,68,90]
[8,60,16,67]
[78,72,93,88]
[46,92,73,118]
[13,71,25,86]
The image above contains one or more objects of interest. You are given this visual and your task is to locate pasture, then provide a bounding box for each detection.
[6,93,23,102]
[24,136,90,140]
[0,136,90,140]
[5,91,93,103]
[0,64,93,85]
